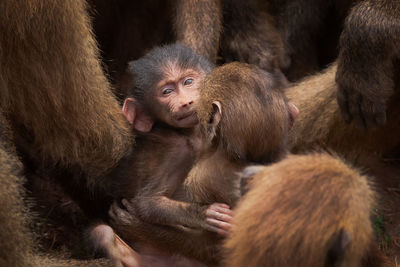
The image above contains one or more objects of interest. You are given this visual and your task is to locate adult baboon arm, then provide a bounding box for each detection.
[286,64,400,161]
[336,0,400,130]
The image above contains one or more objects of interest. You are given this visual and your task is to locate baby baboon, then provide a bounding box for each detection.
[90,44,230,266]
[183,62,293,205]
[109,62,296,264]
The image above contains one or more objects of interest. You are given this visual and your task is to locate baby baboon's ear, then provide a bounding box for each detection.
[287,102,299,128]
[122,97,154,133]
[207,101,222,140]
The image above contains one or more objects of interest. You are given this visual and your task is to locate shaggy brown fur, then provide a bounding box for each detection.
[223,153,374,267]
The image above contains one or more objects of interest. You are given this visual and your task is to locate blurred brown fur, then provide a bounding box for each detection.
[224,153,375,267]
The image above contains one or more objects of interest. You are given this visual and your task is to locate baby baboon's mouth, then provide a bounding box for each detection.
[177,111,197,121]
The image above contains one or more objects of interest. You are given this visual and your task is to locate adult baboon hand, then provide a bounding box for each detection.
[336,81,387,131]
[204,203,233,236]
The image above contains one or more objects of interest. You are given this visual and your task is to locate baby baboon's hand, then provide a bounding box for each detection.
[204,203,233,236]
[109,199,137,226]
